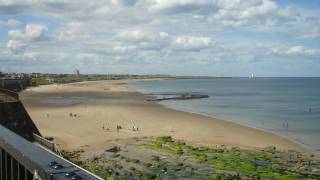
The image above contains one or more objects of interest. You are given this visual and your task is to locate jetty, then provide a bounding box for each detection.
[147,93,209,101]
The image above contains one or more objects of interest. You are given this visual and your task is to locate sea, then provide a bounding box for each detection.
[129,78,320,153]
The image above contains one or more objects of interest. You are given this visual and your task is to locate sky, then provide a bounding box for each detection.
[0,0,319,77]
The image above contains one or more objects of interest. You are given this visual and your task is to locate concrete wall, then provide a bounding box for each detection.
[0,78,31,92]
[0,88,41,141]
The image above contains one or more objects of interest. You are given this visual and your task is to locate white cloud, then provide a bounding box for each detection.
[115,29,214,52]
[112,45,137,54]
[286,46,320,56]
[286,46,305,55]
[148,0,215,14]
[172,36,213,51]
[264,45,320,57]
[301,31,320,40]
[8,24,48,41]
[116,30,168,42]
[76,53,99,60]
[213,0,278,27]
[0,19,21,26]
[6,24,49,54]
[299,24,320,40]
[115,30,171,51]
[0,0,319,75]
[6,40,27,54]
[111,0,138,6]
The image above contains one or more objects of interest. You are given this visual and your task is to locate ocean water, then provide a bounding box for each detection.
[129,78,320,153]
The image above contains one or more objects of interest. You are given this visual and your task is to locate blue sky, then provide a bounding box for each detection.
[0,0,319,77]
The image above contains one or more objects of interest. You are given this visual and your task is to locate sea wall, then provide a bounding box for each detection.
[0,78,31,92]
[0,88,41,141]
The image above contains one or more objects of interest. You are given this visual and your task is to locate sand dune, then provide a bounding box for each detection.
[20,80,306,154]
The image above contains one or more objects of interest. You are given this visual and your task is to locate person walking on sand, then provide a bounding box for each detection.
[133,125,139,131]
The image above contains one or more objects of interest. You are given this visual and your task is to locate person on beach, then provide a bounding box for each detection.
[133,125,139,131]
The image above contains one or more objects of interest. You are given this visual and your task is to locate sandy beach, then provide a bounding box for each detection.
[20,80,306,154]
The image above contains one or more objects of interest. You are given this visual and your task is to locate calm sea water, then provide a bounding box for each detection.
[129,78,320,153]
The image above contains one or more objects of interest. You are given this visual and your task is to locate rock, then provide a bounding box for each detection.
[133,159,140,163]
[152,155,160,162]
[111,154,120,158]
[106,146,121,153]
[263,146,276,153]
[145,173,157,179]
[310,160,320,166]
[145,163,152,167]
[273,153,281,158]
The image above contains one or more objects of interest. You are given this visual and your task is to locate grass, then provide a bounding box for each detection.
[32,78,51,85]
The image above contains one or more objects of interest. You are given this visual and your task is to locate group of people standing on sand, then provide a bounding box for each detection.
[101,123,140,133]
[69,113,78,118]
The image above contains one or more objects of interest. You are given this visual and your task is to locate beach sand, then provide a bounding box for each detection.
[20,80,306,154]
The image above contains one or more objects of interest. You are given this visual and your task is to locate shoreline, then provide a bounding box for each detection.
[151,102,313,153]
[20,79,309,155]
[128,80,317,154]
[149,100,314,153]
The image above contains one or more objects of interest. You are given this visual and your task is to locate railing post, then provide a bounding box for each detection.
[11,157,13,180]
[25,167,28,180]
[0,148,2,180]
[17,161,20,180]
[5,152,8,180]
[0,149,4,180]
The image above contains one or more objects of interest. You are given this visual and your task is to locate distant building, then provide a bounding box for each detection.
[45,78,54,83]
[0,75,31,92]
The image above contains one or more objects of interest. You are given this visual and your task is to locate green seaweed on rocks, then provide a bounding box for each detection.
[60,137,320,179]
[138,136,320,179]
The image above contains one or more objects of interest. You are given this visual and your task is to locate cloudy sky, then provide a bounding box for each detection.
[0,0,319,76]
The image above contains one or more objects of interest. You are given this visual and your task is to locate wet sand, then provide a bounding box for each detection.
[20,80,307,154]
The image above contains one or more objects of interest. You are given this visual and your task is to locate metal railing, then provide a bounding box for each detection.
[33,134,56,152]
[0,125,102,180]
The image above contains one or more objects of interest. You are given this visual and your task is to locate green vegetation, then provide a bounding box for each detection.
[30,74,173,86]
[61,137,320,179]
[141,136,186,157]
[31,78,51,85]
[138,136,319,179]
[29,73,230,87]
